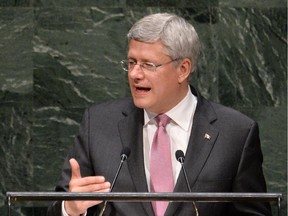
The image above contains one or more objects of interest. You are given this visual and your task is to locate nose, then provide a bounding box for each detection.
[128,64,145,80]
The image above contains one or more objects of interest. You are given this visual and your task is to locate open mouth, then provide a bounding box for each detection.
[136,86,151,92]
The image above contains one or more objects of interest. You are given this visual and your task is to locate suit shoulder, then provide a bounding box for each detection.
[89,97,134,111]
[193,86,256,126]
[209,101,256,126]
[82,97,135,120]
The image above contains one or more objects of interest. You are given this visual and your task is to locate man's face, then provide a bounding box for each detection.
[127,39,186,114]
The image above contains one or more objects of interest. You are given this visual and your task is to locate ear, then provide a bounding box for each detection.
[177,58,192,83]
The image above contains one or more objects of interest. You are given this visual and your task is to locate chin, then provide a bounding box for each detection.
[133,101,147,109]
[132,98,151,110]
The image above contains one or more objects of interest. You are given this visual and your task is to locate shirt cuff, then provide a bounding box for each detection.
[61,201,87,216]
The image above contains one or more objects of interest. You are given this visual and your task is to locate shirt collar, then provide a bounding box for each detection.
[144,86,197,131]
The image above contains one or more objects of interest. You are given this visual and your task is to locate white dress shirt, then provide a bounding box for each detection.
[143,87,198,190]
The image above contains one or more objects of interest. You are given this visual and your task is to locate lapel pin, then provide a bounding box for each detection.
[204,133,211,140]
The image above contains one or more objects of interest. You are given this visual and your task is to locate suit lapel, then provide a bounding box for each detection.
[166,88,219,215]
[181,109,219,190]
[118,106,154,216]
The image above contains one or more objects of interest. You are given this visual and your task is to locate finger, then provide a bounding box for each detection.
[70,158,81,179]
[74,176,107,186]
[65,188,111,214]
[72,181,111,193]
[83,188,111,208]
[94,187,111,193]
[82,200,104,208]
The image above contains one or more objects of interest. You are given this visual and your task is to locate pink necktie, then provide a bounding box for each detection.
[150,114,174,216]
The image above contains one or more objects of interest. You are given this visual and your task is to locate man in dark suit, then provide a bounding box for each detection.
[47,13,271,216]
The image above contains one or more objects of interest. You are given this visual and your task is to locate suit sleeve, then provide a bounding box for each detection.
[47,108,98,216]
[228,122,272,216]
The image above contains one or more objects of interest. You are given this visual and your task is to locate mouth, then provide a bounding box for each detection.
[133,85,152,96]
[136,86,151,92]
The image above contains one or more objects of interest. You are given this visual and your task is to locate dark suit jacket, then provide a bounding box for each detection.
[47,86,271,216]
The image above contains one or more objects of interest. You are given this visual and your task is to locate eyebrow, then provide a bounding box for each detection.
[127,57,155,63]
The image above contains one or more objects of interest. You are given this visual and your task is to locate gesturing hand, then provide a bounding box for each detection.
[64,158,111,216]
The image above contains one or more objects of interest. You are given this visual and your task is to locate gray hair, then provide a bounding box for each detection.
[127,13,200,72]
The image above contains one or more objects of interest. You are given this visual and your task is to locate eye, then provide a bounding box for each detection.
[142,62,156,70]
[128,60,136,66]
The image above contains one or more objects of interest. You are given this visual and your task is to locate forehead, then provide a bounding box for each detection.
[127,39,168,61]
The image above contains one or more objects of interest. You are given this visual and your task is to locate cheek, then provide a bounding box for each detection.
[162,74,179,89]
[127,73,132,82]
[154,79,175,98]
[149,72,178,95]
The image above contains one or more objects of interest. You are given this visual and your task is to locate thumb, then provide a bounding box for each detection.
[69,158,82,179]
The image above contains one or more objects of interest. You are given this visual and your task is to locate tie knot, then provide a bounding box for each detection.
[156,114,171,127]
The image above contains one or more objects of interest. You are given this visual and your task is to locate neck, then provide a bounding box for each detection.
[150,85,190,114]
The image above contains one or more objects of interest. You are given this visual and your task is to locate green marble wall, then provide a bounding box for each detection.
[0,0,287,215]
